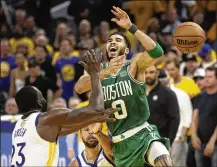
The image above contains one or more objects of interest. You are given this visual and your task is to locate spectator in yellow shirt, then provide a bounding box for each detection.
[165,58,201,99]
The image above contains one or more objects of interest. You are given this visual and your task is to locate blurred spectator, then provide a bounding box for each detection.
[34,34,53,55]
[34,45,57,83]
[25,59,61,101]
[0,38,16,93]
[160,31,174,54]
[193,68,206,91]
[54,38,81,101]
[15,42,29,57]
[145,66,180,144]
[23,15,37,38]
[192,12,205,30]
[68,97,81,110]
[14,9,26,26]
[165,58,201,99]
[52,35,79,65]
[0,91,8,114]
[162,8,181,34]
[53,22,69,50]
[181,54,198,78]
[77,19,93,46]
[198,43,217,69]
[5,98,18,115]
[52,97,67,109]
[123,1,167,30]
[191,66,217,167]
[0,23,11,38]
[9,52,28,97]
[159,69,193,166]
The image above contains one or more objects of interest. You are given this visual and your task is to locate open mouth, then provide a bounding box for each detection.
[109,46,118,53]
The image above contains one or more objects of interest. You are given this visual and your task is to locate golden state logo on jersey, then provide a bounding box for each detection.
[61,65,75,81]
[0,61,10,78]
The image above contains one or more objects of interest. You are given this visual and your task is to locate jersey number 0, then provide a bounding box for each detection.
[112,99,127,119]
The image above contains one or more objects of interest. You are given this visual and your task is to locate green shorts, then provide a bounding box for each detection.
[112,124,170,167]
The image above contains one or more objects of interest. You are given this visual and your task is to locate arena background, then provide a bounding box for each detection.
[1,0,217,166]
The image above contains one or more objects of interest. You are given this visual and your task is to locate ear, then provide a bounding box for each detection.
[37,100,42,108]
[125,48,129,55]
[156,69,160,77]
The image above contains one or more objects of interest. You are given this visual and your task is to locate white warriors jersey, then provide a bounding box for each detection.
[76,148,115,167]
[11,112,59,166]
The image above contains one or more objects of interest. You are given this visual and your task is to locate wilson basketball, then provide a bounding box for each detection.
[173,22,205,54]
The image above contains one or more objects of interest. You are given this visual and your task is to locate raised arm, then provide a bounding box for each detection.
[39,51,117,128]
[111,6,164,71]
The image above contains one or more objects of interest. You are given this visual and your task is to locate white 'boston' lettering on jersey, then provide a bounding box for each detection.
[102,80,133,101]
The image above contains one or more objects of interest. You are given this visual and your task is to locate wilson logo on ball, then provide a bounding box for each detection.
[176,39,198,45]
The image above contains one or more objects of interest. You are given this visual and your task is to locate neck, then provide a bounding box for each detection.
[146,80,158,95]
[18,65,25,70]
[206,85,217,95]
[85,145,100,161]
[174,74,181,84]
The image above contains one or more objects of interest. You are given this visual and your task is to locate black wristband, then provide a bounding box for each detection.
[128,24,138,34]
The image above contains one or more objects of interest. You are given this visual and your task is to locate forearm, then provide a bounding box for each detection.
[89,74,104,110]
[191,110,199,137]
[209,125,217,143]
[134,30,157,50]
[42,107,99,126]
[94,131,113,155]
[75,68,111,94]
[59,120,95,136]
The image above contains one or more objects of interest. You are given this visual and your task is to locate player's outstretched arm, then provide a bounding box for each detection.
[111,6,164,71]
[75,50,114,94]
[39,51,117,127]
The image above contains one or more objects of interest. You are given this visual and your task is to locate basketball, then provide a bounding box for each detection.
[173,22,205,54]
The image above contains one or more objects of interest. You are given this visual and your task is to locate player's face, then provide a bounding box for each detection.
[145,66,158,85]
[166,62,179,79]
[106,34,128,60]
[205,70,217,88]
[81,125,99,148]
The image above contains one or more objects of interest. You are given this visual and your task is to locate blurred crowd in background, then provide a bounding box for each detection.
[0,0,217,167]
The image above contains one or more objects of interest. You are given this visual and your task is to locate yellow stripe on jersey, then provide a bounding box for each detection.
[46,142,56,166]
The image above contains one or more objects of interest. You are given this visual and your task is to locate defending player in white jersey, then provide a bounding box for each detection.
[11,54,117,167]
[68,123,115,167]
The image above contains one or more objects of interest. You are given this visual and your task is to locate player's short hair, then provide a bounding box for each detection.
[206,66,217,78]
[108,31,131,50]
[15,86,40,114]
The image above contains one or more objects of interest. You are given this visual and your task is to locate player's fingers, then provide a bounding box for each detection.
[78,61,87,70]
[87,51,95,63]
[111,9,120,18]
[111,18,118,23]
[90,49,97,62]
[106,117,116,122]
[105,108,121,114]
[113,6,122,14]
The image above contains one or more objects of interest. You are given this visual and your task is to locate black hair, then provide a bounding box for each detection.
[108,31,131,50]
[15,86,40,114]
[206,66,217,78]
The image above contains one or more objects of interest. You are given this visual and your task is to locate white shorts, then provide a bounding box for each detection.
[146,141,170,166]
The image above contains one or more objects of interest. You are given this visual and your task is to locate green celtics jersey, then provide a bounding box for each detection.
[101,61,150,136]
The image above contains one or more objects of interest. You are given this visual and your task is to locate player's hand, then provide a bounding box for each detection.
[111,6,132,30]
[91,108,119,123]
[78,49,101,75]
[108,55,125,74]
[204,140,215,157]
[92,123,102,134]
[191,136,201,150]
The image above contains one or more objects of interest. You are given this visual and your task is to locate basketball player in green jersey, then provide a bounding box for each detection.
[76,6,173,167]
